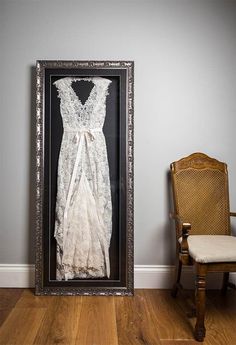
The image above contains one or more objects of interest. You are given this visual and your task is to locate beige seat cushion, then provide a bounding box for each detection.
[179,235,236,263]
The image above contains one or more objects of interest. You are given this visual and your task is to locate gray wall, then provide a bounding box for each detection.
[1,0,236,265]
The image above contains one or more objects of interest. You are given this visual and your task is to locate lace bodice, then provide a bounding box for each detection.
[53,76,111,130]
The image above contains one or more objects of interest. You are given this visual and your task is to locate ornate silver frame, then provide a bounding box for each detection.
[35,60,134,295]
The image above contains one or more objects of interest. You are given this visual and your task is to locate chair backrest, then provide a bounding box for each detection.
[171,153,230,236]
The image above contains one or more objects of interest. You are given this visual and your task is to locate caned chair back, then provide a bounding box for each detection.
[171,153,230,237]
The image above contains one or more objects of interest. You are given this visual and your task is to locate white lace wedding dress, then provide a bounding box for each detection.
[53,76,112,280]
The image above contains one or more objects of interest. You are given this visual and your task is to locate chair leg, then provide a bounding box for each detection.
[171,259,182,298]
[221,272,229,295]
[194,265,207,342]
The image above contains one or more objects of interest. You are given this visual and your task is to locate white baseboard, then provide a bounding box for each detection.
[0,264,235,289]
[134,265,236,289]
[0,264,35,288]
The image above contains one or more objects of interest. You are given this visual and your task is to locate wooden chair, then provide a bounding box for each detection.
[170,152,236,342]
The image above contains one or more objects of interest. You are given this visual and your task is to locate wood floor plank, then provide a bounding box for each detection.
[207,289,236,315]
[142,289,194,340]
[32,296,61,344]
[155,289,236,345]
[0,288,235,345]
[176,289,236,345]
[32,296,58,344]
[0,309,13,328]
[161,341,200,345]
[34,296,82,345]
[115,290,161,345]
[202,291,236,345]
[15,288,55,309]
[0,307,46,345]
[161,290,236,345]
[0,289,23,309]
[76,296,118,345]
[0,289,26,329]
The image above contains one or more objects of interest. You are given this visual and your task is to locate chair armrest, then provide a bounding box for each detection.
[230,212,236,217]
[170,213,191,255]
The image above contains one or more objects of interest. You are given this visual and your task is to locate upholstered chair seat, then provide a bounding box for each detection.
[179,235,236,263]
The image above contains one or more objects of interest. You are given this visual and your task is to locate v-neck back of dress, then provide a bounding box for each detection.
[70,79,96,107]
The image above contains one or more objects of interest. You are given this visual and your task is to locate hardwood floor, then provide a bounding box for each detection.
[0,289,236,344]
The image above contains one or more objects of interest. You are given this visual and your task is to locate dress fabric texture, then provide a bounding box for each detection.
[53,76,112,280]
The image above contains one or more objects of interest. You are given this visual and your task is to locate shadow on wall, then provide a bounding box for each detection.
[231,207,236,236]
[28,65,36,264]
[164,169,176,265]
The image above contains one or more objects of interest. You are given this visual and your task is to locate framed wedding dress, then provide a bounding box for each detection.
[35,60,134,295]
